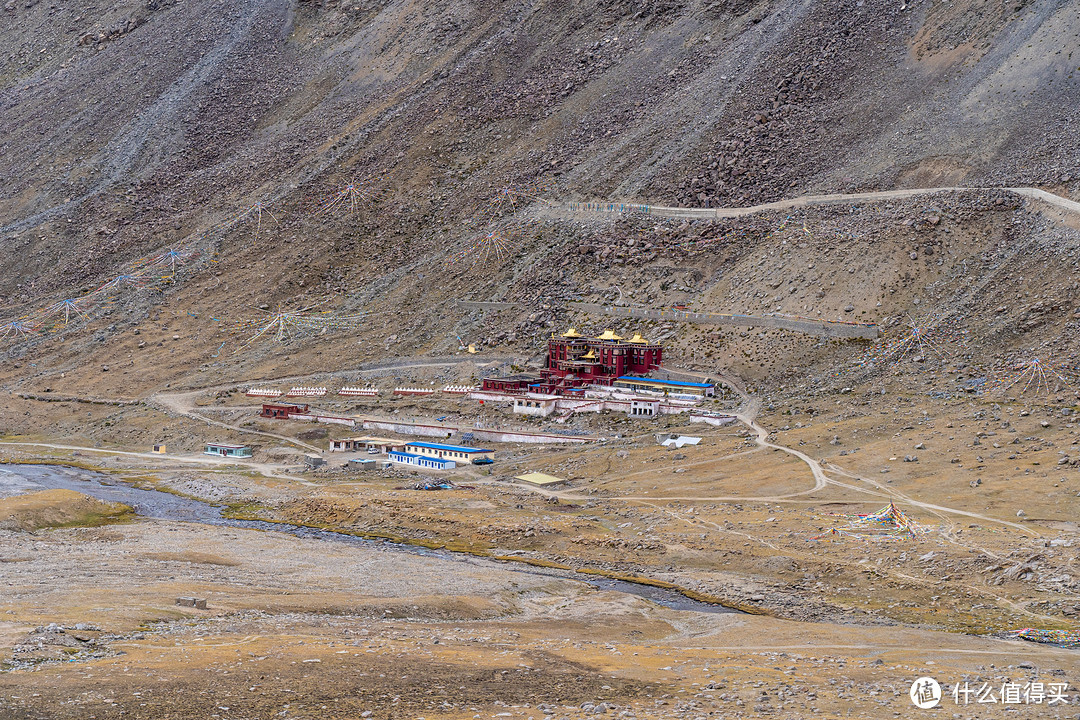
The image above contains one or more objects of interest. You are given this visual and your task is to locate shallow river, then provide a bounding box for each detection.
[1,463,737,614]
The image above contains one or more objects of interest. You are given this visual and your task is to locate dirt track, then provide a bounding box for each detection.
[564,185,1080,220]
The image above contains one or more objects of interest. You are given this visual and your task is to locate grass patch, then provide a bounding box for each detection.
[0,489,134,531]
[574,567,766,615]
[222,505,495,554]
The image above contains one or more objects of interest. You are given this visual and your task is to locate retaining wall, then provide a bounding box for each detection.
[361,420,455,438]
[567,302,879,339]
[289,413,356,427]
[360,416,598,444]
[689,412,738,426]
[455,300,518,311]
[472,390,695,418]
[470,428,598,444]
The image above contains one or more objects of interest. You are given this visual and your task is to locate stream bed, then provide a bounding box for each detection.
[1,463,737,614]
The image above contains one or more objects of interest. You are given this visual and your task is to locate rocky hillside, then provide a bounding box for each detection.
[0,0,1077,392]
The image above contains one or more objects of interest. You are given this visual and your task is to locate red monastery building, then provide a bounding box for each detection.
[481,328,663,395]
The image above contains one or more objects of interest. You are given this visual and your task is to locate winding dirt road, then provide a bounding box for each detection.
[512,363,1043,538]
[144,353,1044,538]
[563,185,1080,220]
[145,355,511,453]
[149,390,323,453]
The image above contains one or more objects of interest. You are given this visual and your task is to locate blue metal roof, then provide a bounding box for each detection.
[405,441,492,453]
[615,376,713,389]
[389,451,455,465]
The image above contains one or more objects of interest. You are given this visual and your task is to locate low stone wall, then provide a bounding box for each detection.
[361,420,454,438]
[470,428,598,444]
[314,415,356,427]
[289,413,356,427]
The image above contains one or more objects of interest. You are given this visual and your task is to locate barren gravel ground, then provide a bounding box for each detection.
[4,517,1080,719]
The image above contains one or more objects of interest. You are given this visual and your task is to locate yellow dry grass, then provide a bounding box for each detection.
[0,489,132,531]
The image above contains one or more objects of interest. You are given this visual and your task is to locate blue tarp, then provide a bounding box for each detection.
[615,376,713,389]
[405,441,492,453]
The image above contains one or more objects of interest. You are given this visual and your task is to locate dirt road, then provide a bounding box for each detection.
[563,185,1080,220]
[513,363,1045,538]
[146,355,512,453]
[149,390,323,453]
[0,441,312,484]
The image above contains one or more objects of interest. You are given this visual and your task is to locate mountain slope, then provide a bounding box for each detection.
[0,0,1077,389]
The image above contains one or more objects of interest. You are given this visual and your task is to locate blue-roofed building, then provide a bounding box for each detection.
[613,375,715,397]
[388,450,457,470]
[404,441,494,464]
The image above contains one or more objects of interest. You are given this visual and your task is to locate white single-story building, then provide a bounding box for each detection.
[204,443,252,458]
[388,450,456,470]
[630,399,660,417]
[513,394,559,417]
[614,375,716,397]
[329,436,400,453]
